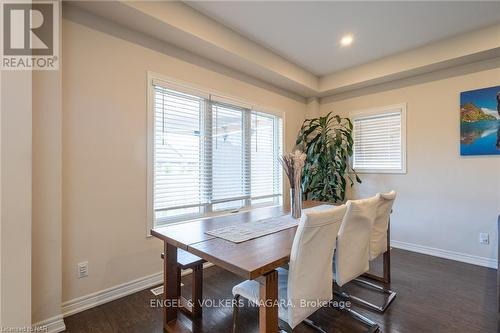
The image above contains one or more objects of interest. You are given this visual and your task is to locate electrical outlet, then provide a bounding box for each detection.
[479,233,489,245]
[77,261,89,278]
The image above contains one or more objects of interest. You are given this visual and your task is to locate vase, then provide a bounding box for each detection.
[290,187,302,219]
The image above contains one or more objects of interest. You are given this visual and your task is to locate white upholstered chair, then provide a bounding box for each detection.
[334,195,379,286]
[370,191,397,261]
[231,204,346,332]
[350,191,397,313]
[333,195,381,330]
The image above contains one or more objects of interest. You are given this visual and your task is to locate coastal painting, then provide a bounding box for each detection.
[460,85,500,155]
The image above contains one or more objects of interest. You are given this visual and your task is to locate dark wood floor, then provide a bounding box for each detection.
[64,249,498,333]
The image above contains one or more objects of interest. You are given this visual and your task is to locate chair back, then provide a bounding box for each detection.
[334,195,379,287]
[370,191,397,260]
[286,204,346,329]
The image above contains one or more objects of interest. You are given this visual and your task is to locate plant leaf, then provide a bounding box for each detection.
[298,111,360,203]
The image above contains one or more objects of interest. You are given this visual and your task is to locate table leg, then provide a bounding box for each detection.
[258,270,279,333]
[164,242,179,330]
[192,264,203,319]
[384,220,391,284]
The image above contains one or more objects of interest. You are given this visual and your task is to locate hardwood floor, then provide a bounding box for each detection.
[64,249,498,333]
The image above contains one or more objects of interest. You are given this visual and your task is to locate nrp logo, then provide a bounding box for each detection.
[1,0,59,70]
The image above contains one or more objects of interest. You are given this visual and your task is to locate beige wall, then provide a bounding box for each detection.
[0,71,32,328]
[320,64,500,265]
[61,18,306,302]
[30,4,64,326]
[1,40,64,333]
[305,97,320,119]
[32,70,63,324]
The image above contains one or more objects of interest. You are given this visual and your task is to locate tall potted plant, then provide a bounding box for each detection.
[296,112,361,203]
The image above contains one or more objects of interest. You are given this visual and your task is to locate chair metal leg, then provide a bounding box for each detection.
[302,305,378,333]
[278,320,293,333]
[303,318,328,333]
[344,307,380,333]
[232,295,240,333]
[350,277,397,312]
[279,317,327,333]
[234,294,330,333]
[334,286,380,332]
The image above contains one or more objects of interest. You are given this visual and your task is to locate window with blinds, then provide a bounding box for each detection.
[351,104,406,173]
[151,80,283,226]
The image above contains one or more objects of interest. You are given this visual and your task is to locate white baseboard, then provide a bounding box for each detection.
[62,262,214,318]
[62,271,163,317]
[391,240,497,269]
[32,314,66,333]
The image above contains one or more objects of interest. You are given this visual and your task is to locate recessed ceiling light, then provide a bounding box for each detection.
[340,34,354,47]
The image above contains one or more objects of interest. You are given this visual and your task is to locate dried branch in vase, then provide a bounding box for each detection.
[279,150,306,218]
[279,150,306,189]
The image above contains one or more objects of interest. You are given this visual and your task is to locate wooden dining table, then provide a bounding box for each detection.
[151,201,321,333]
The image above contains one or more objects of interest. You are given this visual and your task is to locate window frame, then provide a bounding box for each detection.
[349,103,407,175]
[146,71,285,236]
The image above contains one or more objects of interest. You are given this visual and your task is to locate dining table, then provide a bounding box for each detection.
[151,201,322,333]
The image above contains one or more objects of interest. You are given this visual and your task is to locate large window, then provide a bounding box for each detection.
[351,104,406,174]
[149,76,283,228]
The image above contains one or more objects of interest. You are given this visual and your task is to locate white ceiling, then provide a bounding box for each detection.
[187,1,500,76]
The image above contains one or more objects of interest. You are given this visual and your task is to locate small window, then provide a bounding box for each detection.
[351,104,406,174]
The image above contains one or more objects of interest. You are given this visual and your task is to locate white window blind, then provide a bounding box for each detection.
[352,105,406,173]
[152,81,282,226]
[251,112,282,205]
[153,86,205,220]
[211,102,248,211]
